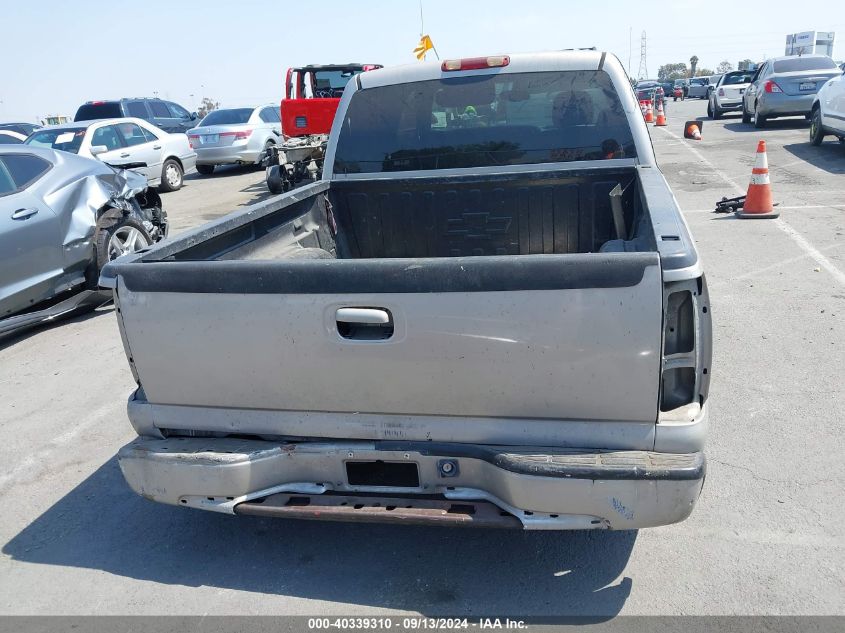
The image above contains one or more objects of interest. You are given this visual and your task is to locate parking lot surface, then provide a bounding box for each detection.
[0,99,843,616]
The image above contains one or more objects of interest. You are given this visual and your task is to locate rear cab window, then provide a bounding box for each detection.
[333,69,636,174]
[75,102,122,121]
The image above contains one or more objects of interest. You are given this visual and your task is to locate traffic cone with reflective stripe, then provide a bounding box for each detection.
[654,102,667,126]
[737,140,778,219]
[645,102,654,123]
[684,120,702,140]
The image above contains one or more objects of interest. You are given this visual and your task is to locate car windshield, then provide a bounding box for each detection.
[722,72,754,85]
[25,128,87,153]
[773,57,837,73]
[690,79,706,85]
[333,69,637,174]
[198,109,253,126]
[75,103,122,121]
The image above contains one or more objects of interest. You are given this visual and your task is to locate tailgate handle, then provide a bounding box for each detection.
[336,308,394,340]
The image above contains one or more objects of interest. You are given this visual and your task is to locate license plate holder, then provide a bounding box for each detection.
[201,134,218,144]
[799,82,815,91]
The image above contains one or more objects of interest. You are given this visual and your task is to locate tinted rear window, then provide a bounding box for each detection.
[75,103,122,121]
[722,72,754,85]
[333,70,636,174]
[25,128,87,153]
[199,108,253,126]
[773,57,837,73]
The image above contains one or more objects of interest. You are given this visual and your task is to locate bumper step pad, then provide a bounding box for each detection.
[235,493,522,528]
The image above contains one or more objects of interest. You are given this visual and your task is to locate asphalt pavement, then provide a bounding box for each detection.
[0,99,843,616]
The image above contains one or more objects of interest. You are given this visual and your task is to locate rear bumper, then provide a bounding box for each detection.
[118,437,705,530]
[715,97,743,110]
[194,145,262,165]
[758,93,816,117]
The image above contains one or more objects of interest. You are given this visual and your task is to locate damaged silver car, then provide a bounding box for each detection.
[0,146,167,335]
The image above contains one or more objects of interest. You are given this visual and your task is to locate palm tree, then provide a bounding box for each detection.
[690,55,699,77]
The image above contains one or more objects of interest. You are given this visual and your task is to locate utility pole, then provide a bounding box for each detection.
[637,31,648,80]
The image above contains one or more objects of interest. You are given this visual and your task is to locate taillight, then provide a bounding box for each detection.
[441,55,510,71]
[188,134,198,149]
[717,88,725,96]
[764,80,783,93]
[220,130,253,140]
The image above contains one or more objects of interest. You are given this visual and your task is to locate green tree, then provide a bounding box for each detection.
[696,68,714,77]
[689,55,699,77]
[658,63,688,81]
[197,97,220,118]
[716,60,733,74]
[737,58,755,71]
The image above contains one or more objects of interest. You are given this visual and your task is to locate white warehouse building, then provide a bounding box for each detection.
[785,31,836,57]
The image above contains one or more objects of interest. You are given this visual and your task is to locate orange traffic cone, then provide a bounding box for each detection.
[684,120,702,140]
[654,102,667,126]
[645,102,654,123]
[737,140,778,219]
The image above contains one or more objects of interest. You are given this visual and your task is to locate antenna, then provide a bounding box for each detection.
[637,31,648,80]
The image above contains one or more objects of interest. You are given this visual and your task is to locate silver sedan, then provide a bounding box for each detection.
[0,146,167,327]
[25,118,196,192]
[742,55,842,128]
[188,105,281,175]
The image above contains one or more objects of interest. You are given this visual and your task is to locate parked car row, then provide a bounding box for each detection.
[26,118,196,192]
[699,54,845,145]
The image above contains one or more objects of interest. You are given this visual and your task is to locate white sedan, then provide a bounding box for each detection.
[25,117,197,192]
[810,69,845,146]
[708,70,755,119]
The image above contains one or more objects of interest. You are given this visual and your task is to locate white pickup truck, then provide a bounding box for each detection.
[102,51,712,530]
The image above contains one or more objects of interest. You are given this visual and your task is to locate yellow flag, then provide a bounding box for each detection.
[414,34,434,60]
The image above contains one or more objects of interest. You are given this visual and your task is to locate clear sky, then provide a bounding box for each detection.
[1,0,842,122]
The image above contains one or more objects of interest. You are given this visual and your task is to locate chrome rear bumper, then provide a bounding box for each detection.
[118,437,705,530]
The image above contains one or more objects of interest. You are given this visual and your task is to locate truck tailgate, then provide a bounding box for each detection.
[115,253,662,432]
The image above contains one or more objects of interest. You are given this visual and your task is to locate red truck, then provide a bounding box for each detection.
[266,63,382,193]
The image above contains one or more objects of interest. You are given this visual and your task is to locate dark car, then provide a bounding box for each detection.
[0,122,41,137]
[74,98,198,133]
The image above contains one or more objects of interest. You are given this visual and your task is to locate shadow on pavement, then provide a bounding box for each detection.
[0,304,114,352]
[782,141,845,175]
[183,164,260,183]
[3,457,637,617]
[723,118,810,133]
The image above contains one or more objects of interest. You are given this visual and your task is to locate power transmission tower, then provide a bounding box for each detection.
[637,31,648,80]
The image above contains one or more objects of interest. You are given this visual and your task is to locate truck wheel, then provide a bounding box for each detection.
[707,101,713,118]
[742,105,751,124]
[712,102,722,120]
[266,164,284,194]
[94,209,152,271]
[159,159,183,192]
[196,164,215,176]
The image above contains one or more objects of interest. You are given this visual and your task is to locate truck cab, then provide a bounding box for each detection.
[281,64,382,138]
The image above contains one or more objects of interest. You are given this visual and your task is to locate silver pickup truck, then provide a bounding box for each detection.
[102,51,712,530]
